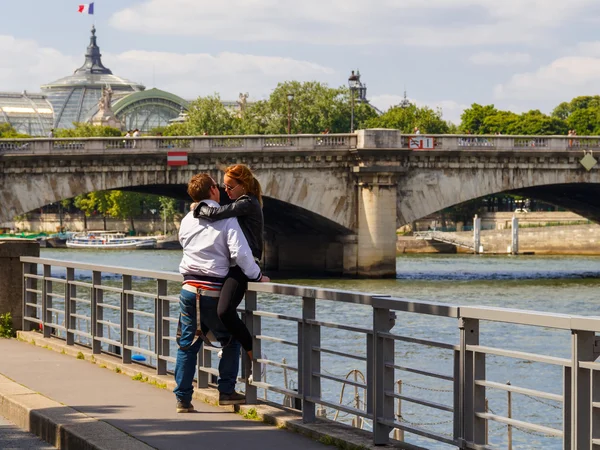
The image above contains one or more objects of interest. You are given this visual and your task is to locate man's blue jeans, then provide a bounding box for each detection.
[173,288,240,404]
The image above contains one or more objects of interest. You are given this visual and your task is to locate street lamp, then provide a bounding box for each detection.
[286,93,294,135]
[348,70,360,133]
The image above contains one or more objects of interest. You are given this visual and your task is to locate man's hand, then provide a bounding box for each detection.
[190,202,198,211]
[260,275,270,282]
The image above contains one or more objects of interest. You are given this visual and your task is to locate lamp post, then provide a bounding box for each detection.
[286,93,294,135]
[348,70,360,133]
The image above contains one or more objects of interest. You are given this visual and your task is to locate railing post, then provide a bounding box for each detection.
[453,348,461,442]
[507,382,513,450]
[42,265,51,338]
[564,365,572,450]
[91,271,102,354]
[65,268,75,345]
[244,290,258,404]
[121,275,132,363]
[372,306,394,445]
[156,279,167,375]
[366,330,374,417]
[300,294,319,423]
[570,329,594,449]
[460,317,481,448]
[22,262,37,332]
[592,366,600,448]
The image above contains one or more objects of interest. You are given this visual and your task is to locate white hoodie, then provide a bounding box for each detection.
[178,200,261,281]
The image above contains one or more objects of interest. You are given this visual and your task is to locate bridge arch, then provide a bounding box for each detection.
[397,167,600,225]
[1,165,357,276]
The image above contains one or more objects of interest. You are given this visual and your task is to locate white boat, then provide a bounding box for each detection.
[66,231,156,249]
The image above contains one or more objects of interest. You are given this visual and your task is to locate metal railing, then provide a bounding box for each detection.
[2,133,599,156]
[20,257,600,449]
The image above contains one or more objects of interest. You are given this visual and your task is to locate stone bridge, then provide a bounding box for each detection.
[1,130,599,277]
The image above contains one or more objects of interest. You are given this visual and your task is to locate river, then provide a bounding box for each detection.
[39,249,600,449]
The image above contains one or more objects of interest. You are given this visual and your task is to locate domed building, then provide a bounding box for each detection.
[41,26,146,129]
[0,26,189,135]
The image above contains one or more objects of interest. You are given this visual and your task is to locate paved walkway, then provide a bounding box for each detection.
[0,415,55,449]
[0,338,329,450]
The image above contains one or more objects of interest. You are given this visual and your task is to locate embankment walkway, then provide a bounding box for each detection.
[0,338,331,450]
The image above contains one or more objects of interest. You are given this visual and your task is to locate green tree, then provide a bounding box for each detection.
[459,104,498,134]
[365,103,451,134]
[54,123,122,138]
[480,111,520,134]
[509,110,567,135]
[107,191,143,234]
[183,94,236,135]
[0,123,29,138]
[158,196,178,235]
[73,194,94,230]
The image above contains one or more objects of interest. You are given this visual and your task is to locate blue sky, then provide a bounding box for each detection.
[2,0,600,123]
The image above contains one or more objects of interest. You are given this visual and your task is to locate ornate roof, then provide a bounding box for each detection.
[112,88,189,113]
[41,27,144,91]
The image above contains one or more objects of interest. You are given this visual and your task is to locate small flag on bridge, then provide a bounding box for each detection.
[78,3,95,14]
[167,151,188,166]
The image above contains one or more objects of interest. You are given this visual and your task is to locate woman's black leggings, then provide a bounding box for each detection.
[217,265,252,352]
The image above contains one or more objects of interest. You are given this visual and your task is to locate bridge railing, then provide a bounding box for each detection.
[4,133,600,154]
[20,256,600,449]
[0,134,357,154]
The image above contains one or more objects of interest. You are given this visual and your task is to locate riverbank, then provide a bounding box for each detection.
[398,223,600,255]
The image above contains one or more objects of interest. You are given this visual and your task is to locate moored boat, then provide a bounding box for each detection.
[66,231,156,249]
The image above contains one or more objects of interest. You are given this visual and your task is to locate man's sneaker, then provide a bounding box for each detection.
[219,391,246,405]
[176,400,194,413]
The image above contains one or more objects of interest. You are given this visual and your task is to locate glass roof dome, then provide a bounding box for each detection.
[0,91,54,136]
[41,26,144,129]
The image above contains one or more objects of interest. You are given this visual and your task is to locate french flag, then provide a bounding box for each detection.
[78,3,94,14]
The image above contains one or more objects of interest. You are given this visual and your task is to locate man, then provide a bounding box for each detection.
[174,173,269,413]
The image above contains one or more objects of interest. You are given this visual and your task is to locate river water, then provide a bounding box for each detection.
[39,249,600,449]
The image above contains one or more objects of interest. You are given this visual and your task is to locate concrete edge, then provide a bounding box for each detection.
[0,372,153,450]
[15,331,422,450]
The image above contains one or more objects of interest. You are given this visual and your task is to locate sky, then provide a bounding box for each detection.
[2,0,600,123]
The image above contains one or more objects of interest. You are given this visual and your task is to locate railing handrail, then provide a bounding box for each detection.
[22,256,600,329]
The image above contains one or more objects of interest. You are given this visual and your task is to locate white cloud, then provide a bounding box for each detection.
[469,52,531,66]
[108,51,336,100]
[494,56,600,102]
[0,35,336,101]
[0,35,78,92]
[370,94,467,124]
[110,0,597,46]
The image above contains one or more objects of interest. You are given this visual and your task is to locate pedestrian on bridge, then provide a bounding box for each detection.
[175,173,270,412]
[194,164,265,380]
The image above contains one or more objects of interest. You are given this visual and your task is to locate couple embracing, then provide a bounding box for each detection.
[174,164,268,412]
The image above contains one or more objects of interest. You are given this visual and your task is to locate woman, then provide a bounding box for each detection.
[194,164,266,372]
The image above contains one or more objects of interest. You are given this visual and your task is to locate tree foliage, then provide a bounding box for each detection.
[366,103,453,134]
[107,191,143,233]
[0,123,29,138]
[54,123,122,138]
[460,104,567,135]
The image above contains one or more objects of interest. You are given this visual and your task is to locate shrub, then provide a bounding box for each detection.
[0,313,15,338]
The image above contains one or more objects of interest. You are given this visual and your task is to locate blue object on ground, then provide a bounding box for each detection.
[132,354,146,362]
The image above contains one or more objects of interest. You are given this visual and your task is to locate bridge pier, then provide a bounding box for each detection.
[356,173,397,278]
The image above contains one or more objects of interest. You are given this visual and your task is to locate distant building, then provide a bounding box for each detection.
[1,27,192,135]
[41,26,146,130]
[0,91,54,136]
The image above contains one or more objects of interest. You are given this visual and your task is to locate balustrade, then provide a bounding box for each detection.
[2,133,598,155]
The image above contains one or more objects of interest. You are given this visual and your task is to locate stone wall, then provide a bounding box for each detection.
[10,214,181,235]
[477,224,600,254]
[400,224,600,255]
